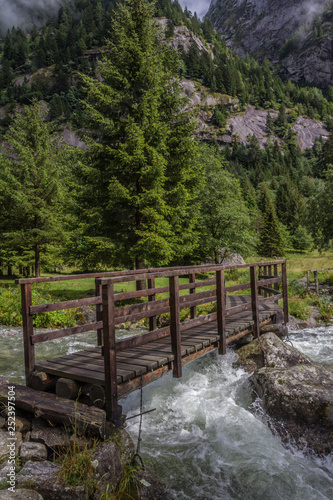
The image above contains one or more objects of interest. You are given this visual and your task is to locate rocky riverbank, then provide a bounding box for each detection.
[0,376,165,499]
[235,332,333,456]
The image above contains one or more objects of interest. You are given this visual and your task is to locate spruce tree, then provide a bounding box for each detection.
[258,199,284,257]
[0,102,67,276]
[79,0,201,270]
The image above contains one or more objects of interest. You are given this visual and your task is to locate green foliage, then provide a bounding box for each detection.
[78,0,202,270]
[288,298,311,321]
[195,143,256,263]
[0,287,79,327]
[0,101,70,276]
[258,196,284,257]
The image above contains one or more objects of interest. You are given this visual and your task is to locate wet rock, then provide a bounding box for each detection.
[17,461,84,500]
[92,441,123,496]
[236,332,333,455]
[30,419,70,454]
[115,429,135,464]
[137,465,167,500]
[0,490,44,499]
[20,442,48,461]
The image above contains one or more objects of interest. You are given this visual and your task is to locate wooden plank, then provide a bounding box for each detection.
[34,360,107,384]
[21,283,35,384]
[180,312,217,331]
[116,326,170,352]
[30,296,101,315]
[0,383,106,437]
[258,286,280,295]
[169,276,182,378]
[225,301,252,317]
[32,322,103,344]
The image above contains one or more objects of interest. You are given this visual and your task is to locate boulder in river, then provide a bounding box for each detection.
[235,332,333,456]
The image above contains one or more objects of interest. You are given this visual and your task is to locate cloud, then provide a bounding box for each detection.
[179,0,211,19]
[0,0,61,31]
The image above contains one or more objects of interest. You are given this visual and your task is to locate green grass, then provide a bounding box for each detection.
[1,250,332,326]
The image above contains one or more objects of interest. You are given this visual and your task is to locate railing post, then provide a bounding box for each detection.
[216,269,226,355]
[21,283,35,385]
[282,262,289,324]
[148,277,157,331]
[274,264,279,303]
[263,265,268,297]
[250,265,260,339]
[102,282,122,423]
[307,270,310,291]
[189,273,196,319]
[95,281,103,346]
[169,275,182,378]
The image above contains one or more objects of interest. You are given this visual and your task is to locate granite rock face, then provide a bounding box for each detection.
[207,0,333,89]
[236,332,333,455]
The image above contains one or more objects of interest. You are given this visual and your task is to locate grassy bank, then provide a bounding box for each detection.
[0,251,332,327]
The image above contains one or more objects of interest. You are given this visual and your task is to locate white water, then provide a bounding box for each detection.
[1,325,333,498]
[121,326,333,500]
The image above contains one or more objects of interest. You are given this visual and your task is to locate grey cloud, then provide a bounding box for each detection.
[0,0,62,31]
[179,0,211,19]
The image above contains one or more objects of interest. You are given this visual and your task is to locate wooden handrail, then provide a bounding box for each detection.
[19,260,288,403]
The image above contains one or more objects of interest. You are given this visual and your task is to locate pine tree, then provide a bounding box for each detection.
[78,0,202,270]
[258,200,284,257]
[0,102,68,276]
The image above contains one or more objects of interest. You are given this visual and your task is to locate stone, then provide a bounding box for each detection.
[0,430,23,461]
[236,332,333,455]
[30,419,70,454]
[137,465,167,500]
[12,417,31,434]
[115,429,136,464]
[17,461,84,500]
[20,442,48,461]
[0,461,14,482]
[0,489,44,499]
[0,417,5,429]
[92,442,123,497]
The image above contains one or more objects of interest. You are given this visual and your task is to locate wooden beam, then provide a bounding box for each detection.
[148,277,157,332]
[282,262,289,324]
[21,283,35,385]
[216,270,226,355]
[169,275,182,378]
[250,266,260,339]
[102,282,122,423]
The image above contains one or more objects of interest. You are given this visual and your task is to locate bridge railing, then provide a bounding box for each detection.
[17,261,288,421]
[97,260,288,420]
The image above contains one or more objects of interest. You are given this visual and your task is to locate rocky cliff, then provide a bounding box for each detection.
[207,0,333,89]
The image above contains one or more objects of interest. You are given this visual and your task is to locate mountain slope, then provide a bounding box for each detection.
[207,0,333,89]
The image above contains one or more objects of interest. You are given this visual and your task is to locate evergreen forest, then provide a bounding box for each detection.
[0,0,332,277]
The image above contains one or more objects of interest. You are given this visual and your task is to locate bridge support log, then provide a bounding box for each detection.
[169,275,182,378]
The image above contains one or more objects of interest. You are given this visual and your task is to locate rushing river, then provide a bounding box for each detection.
[0,324,333,499]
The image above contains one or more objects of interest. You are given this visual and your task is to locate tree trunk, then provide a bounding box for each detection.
[135,257,146,291]
[7,265,12,276]
[35,244,40,277]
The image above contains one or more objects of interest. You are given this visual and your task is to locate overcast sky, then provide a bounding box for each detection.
[179,0,211,19]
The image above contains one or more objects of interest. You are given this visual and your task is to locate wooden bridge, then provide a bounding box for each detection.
[16,261,288,425]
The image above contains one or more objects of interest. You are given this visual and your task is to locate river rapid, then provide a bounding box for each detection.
[0,325,332,499]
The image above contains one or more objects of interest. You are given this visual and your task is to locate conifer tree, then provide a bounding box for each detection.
[0,102,67,276]
[258,197,284,257]
[79,0,201,270]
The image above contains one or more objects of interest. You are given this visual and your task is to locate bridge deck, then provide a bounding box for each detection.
[35,295,281,398]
